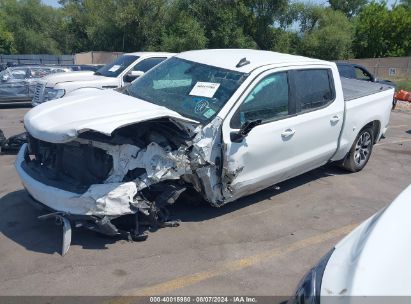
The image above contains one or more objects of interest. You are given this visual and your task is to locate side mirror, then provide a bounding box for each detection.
[124,70,144,83]
[231,119,262,142]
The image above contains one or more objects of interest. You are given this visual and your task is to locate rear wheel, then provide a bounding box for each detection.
[341,127,374,172]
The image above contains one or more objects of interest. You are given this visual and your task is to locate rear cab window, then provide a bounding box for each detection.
[337,65,355,78]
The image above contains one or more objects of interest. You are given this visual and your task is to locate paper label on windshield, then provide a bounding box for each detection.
[108,65,121,72]
[189,82,220,98]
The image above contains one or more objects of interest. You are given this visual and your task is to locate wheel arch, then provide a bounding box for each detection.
[361,120,381,144]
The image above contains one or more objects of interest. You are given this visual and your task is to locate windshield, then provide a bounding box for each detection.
[127,57,247,123]
[95,55,139,78]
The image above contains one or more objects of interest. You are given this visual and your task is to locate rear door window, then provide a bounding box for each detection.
[291,69,335,113]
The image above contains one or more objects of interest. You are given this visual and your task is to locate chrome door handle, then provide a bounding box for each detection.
[281,128,296,137]
[330,115,340,123]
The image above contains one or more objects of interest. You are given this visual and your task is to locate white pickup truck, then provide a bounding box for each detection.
[31,52,174,106]
[16,49,393,254]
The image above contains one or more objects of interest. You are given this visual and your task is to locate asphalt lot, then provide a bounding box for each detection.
[0,105,410,299]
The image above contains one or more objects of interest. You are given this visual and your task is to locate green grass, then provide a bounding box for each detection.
[395,79,411,92]
[387,77,411,92]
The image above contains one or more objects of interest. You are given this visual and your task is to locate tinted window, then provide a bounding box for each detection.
[132,57,166,72]
[293,69,334,112]
[337,65,355,78]
[354,67,372,81]
[11,68,29,79]
[231,72,289,128]
[95,55,139,78]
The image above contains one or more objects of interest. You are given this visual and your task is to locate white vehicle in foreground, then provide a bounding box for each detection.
[16,49,394,254]
[31,52,174,106]
[290,184,411,303]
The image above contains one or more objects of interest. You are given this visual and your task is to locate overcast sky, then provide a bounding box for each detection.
[41,0,399,11]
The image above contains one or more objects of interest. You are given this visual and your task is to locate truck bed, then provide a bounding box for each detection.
[341,77,393,102]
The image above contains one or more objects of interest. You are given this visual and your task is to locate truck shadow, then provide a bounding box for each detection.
[0,164,348,254]
[0,103,31,109]
[171,164,348,222]
[0,190,119,254]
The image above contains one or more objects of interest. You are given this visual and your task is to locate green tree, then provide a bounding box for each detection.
[289,4,353,60]
[0,11,15,54]
[353,2,411,57]
[328,0,368,18]
[60,0,167,53]
[242,0,288,50]
[172,0,256,49]
[1,0,64,54]
[400,0,411,8]
[159,11,207,52]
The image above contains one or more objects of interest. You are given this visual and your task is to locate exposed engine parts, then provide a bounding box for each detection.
[22,118,227,254]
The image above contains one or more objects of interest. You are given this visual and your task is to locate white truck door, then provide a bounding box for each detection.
[221,67,343,200]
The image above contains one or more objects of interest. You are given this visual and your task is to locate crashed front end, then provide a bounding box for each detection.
[16,118,224,255]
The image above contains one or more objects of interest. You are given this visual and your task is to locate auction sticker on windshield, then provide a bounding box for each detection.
[189,82,220,98]
[108,65,121,72]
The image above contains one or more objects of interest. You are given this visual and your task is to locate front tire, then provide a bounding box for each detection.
[341,127,374,172]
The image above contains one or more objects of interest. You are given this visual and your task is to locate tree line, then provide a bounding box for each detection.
[0,0,410,60]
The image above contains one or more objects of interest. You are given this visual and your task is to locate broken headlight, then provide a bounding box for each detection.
[44,88,65,101]
[289,248,334,304]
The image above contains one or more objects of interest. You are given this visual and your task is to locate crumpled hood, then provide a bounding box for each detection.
[321,184,411,297]
[43,71,98,86]
[25,89,198,143]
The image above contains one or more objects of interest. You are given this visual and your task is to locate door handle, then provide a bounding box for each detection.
[330,115,340,123]
[281,128,296,137]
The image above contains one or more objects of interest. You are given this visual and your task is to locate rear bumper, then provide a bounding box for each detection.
[15,144,138,216]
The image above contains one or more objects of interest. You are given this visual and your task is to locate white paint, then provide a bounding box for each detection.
[321,184,411,297]
[24,89,199,143]
[189,82,220,98]
[176,49,324,73]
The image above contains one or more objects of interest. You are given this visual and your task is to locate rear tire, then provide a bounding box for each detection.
[341,127,374,172]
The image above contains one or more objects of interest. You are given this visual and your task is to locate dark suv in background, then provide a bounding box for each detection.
[336,62,396,88]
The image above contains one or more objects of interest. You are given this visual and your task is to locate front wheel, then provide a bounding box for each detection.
[341,128,374,172]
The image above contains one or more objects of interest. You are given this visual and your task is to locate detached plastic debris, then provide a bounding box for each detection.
[2,132,27,152]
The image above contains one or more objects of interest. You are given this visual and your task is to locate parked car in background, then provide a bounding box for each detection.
[0,66,69,104]
[336,62,396,88]
[31,52,175,106]
[0,63,7,72]
[63,64,104,72]
[17,49,394,254]
[289,184,411,303]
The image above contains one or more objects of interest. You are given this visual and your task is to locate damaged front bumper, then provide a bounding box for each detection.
[16,144,139,216]
[15,144,182,255]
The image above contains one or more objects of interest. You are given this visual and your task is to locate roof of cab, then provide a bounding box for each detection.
[176,49,329,73]
[124,52,176,57]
